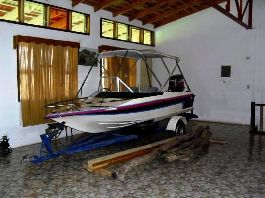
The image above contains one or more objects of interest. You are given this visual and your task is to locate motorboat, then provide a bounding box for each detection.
[45,49,195,133]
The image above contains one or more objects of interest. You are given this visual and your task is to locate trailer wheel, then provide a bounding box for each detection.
[175,120,185,135]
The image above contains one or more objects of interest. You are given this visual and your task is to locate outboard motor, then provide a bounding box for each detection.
[168,74,185,92]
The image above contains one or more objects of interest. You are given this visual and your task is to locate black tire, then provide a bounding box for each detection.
[175,120,186,136]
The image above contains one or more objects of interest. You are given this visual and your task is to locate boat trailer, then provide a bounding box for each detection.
[22,122,137,164]
[22,112,197,164]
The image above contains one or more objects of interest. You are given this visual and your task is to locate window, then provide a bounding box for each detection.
[100,18,154,46]
[143,30,152,45]
[117,23,128,41]
[0,1,90,34]
[131,27,140,43]
[24,1,45,26]
[71,11,87,33]
[101,19,114,38]
[0,0,19,22]
[48,6,68,30]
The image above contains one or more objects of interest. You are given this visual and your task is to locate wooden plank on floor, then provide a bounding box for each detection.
[87,136,177,170]
[92,168,113,177]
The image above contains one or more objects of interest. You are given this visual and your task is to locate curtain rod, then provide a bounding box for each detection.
[13,35,80,49]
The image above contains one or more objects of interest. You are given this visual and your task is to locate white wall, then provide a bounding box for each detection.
[155,0,265,125]
[0,0,153,147]
[3,0,264,147]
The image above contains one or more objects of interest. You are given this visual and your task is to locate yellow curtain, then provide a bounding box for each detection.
[18,42,78,126]
[103,57,136,91]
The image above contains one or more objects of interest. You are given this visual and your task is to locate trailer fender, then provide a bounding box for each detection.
[166,116,187,133]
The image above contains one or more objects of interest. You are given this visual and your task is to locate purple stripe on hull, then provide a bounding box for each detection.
[46,93,194,119]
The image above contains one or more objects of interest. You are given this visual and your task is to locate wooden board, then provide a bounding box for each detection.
[87,136,177,171]
[85,126,222,179]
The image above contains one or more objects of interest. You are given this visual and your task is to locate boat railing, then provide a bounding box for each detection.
[101,76,134,93]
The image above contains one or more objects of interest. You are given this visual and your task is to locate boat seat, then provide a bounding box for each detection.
[142,86,159,93]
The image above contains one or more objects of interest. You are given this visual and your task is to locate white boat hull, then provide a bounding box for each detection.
[50,92,194,133]
[52,105,193,133]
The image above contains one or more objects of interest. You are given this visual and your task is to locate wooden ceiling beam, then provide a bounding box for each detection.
[143,0,202,25]
[72,0,85,7]
[213,4,251,29]
[94,0,118,12]
[129,0,177,21]
[155,0,226,28]
[198,0,252,29]
[113,0,150,17]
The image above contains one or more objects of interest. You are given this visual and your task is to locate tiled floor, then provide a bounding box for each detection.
[0,121,265,198]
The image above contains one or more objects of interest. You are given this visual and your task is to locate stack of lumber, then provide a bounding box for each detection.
[86,125,226,180]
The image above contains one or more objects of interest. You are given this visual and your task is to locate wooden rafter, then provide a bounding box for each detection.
[235,0,243,19]
[94,0,118,12]
[211,0,253,29]
[213,5,250,29]
[143,0,202,25]
[129,0,177,21]
[72,0,85,7]
[154,0,241,28]
[154,4,206,28]
[113,0,150,17]
[75,0,252,29]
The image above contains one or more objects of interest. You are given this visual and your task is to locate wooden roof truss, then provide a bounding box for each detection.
[72,0,253,29]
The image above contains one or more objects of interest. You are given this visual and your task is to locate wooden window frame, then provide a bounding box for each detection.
[101,18,115,39]
[100,18,155,46]
[22,0,45,26]
[47,6,69,30]
[130,26,141,44]
[70,11,89,33]
[143,29,152,45]
[0,0,20,22]
[117,22,129,41]
[0,0,90,35]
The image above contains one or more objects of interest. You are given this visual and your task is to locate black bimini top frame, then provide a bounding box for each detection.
[97,49,191,93]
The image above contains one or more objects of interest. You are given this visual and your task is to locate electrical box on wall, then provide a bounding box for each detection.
[221,65,231,77]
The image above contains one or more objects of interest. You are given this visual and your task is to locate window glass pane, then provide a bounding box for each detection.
[49,7,68,30]
[102,19,114,38]
[131,27,140,43]
[24,1,45,26]
[0,0,18,22]
[143,30,152,45]
[71,11,86,33]
[117,23,128,41]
